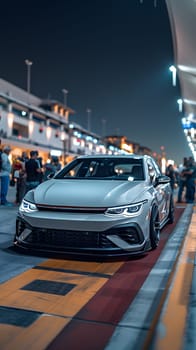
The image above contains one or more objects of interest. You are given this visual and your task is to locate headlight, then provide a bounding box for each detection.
[19,199,38,213]
[105,200,147,217]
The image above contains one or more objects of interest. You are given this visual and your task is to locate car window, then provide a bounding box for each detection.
[114,163,144,180]
[55,157,145,181]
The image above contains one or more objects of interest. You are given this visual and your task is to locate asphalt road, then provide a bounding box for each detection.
[0,185,195,350]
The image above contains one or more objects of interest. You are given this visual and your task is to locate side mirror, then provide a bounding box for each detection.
[156,175,171,185]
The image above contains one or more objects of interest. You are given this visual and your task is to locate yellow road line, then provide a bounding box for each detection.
[153,209,196,350]
[39,258,123,275]
[0,259,123,349]
[0,262,122,316]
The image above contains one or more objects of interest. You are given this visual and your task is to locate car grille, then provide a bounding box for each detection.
[16,220,142,250]
[36,205,106,214]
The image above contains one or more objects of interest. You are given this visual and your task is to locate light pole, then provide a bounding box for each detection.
[169,65,177,87]
[153,0,157,7]
[177,98,183,112]
[86,108,91,132]
[102,119,106,137]
[61,131,68,165]
[25,59,33,95]
[139,0,157,7]
[62,89,69,106]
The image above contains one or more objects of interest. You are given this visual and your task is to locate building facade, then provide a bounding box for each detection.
[0,78,129,165]
[0,78,155,168]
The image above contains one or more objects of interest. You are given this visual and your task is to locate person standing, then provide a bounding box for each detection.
[165,164,176,192]
[0,145,13,206]
[34,150,44,183]
[177,157,188,203]
[43,156,61,181]
[12,151,28,204]
[183,157,196,203]
[25,150,42,193]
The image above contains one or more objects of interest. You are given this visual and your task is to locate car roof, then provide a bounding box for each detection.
[76,154,151,160]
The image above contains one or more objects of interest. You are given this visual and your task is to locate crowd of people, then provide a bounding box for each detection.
[0,146,61,206]
[0,145,196,207]
[166,156,196,204]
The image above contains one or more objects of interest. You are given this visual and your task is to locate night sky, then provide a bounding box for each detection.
[0,0,192,165]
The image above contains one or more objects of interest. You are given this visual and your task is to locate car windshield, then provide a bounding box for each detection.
[55,157,145,181]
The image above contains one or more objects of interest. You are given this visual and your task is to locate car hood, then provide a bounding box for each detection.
[33,179,146,207]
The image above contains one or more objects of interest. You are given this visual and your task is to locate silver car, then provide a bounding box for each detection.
[14,155,174,258]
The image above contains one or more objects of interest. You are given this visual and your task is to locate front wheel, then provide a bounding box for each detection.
[150,205,160,250]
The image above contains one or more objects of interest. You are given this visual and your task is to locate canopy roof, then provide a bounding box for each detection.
[166,0,196,158]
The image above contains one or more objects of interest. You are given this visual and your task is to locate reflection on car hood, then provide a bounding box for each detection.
[33,179,146,207]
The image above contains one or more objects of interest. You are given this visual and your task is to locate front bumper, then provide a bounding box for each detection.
[14,213,150,257]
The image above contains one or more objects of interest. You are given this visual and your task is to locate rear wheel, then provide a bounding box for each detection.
[150,205,160,250]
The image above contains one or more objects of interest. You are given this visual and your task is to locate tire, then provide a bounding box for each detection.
[168,196,175,224]
[150,205,160,250]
